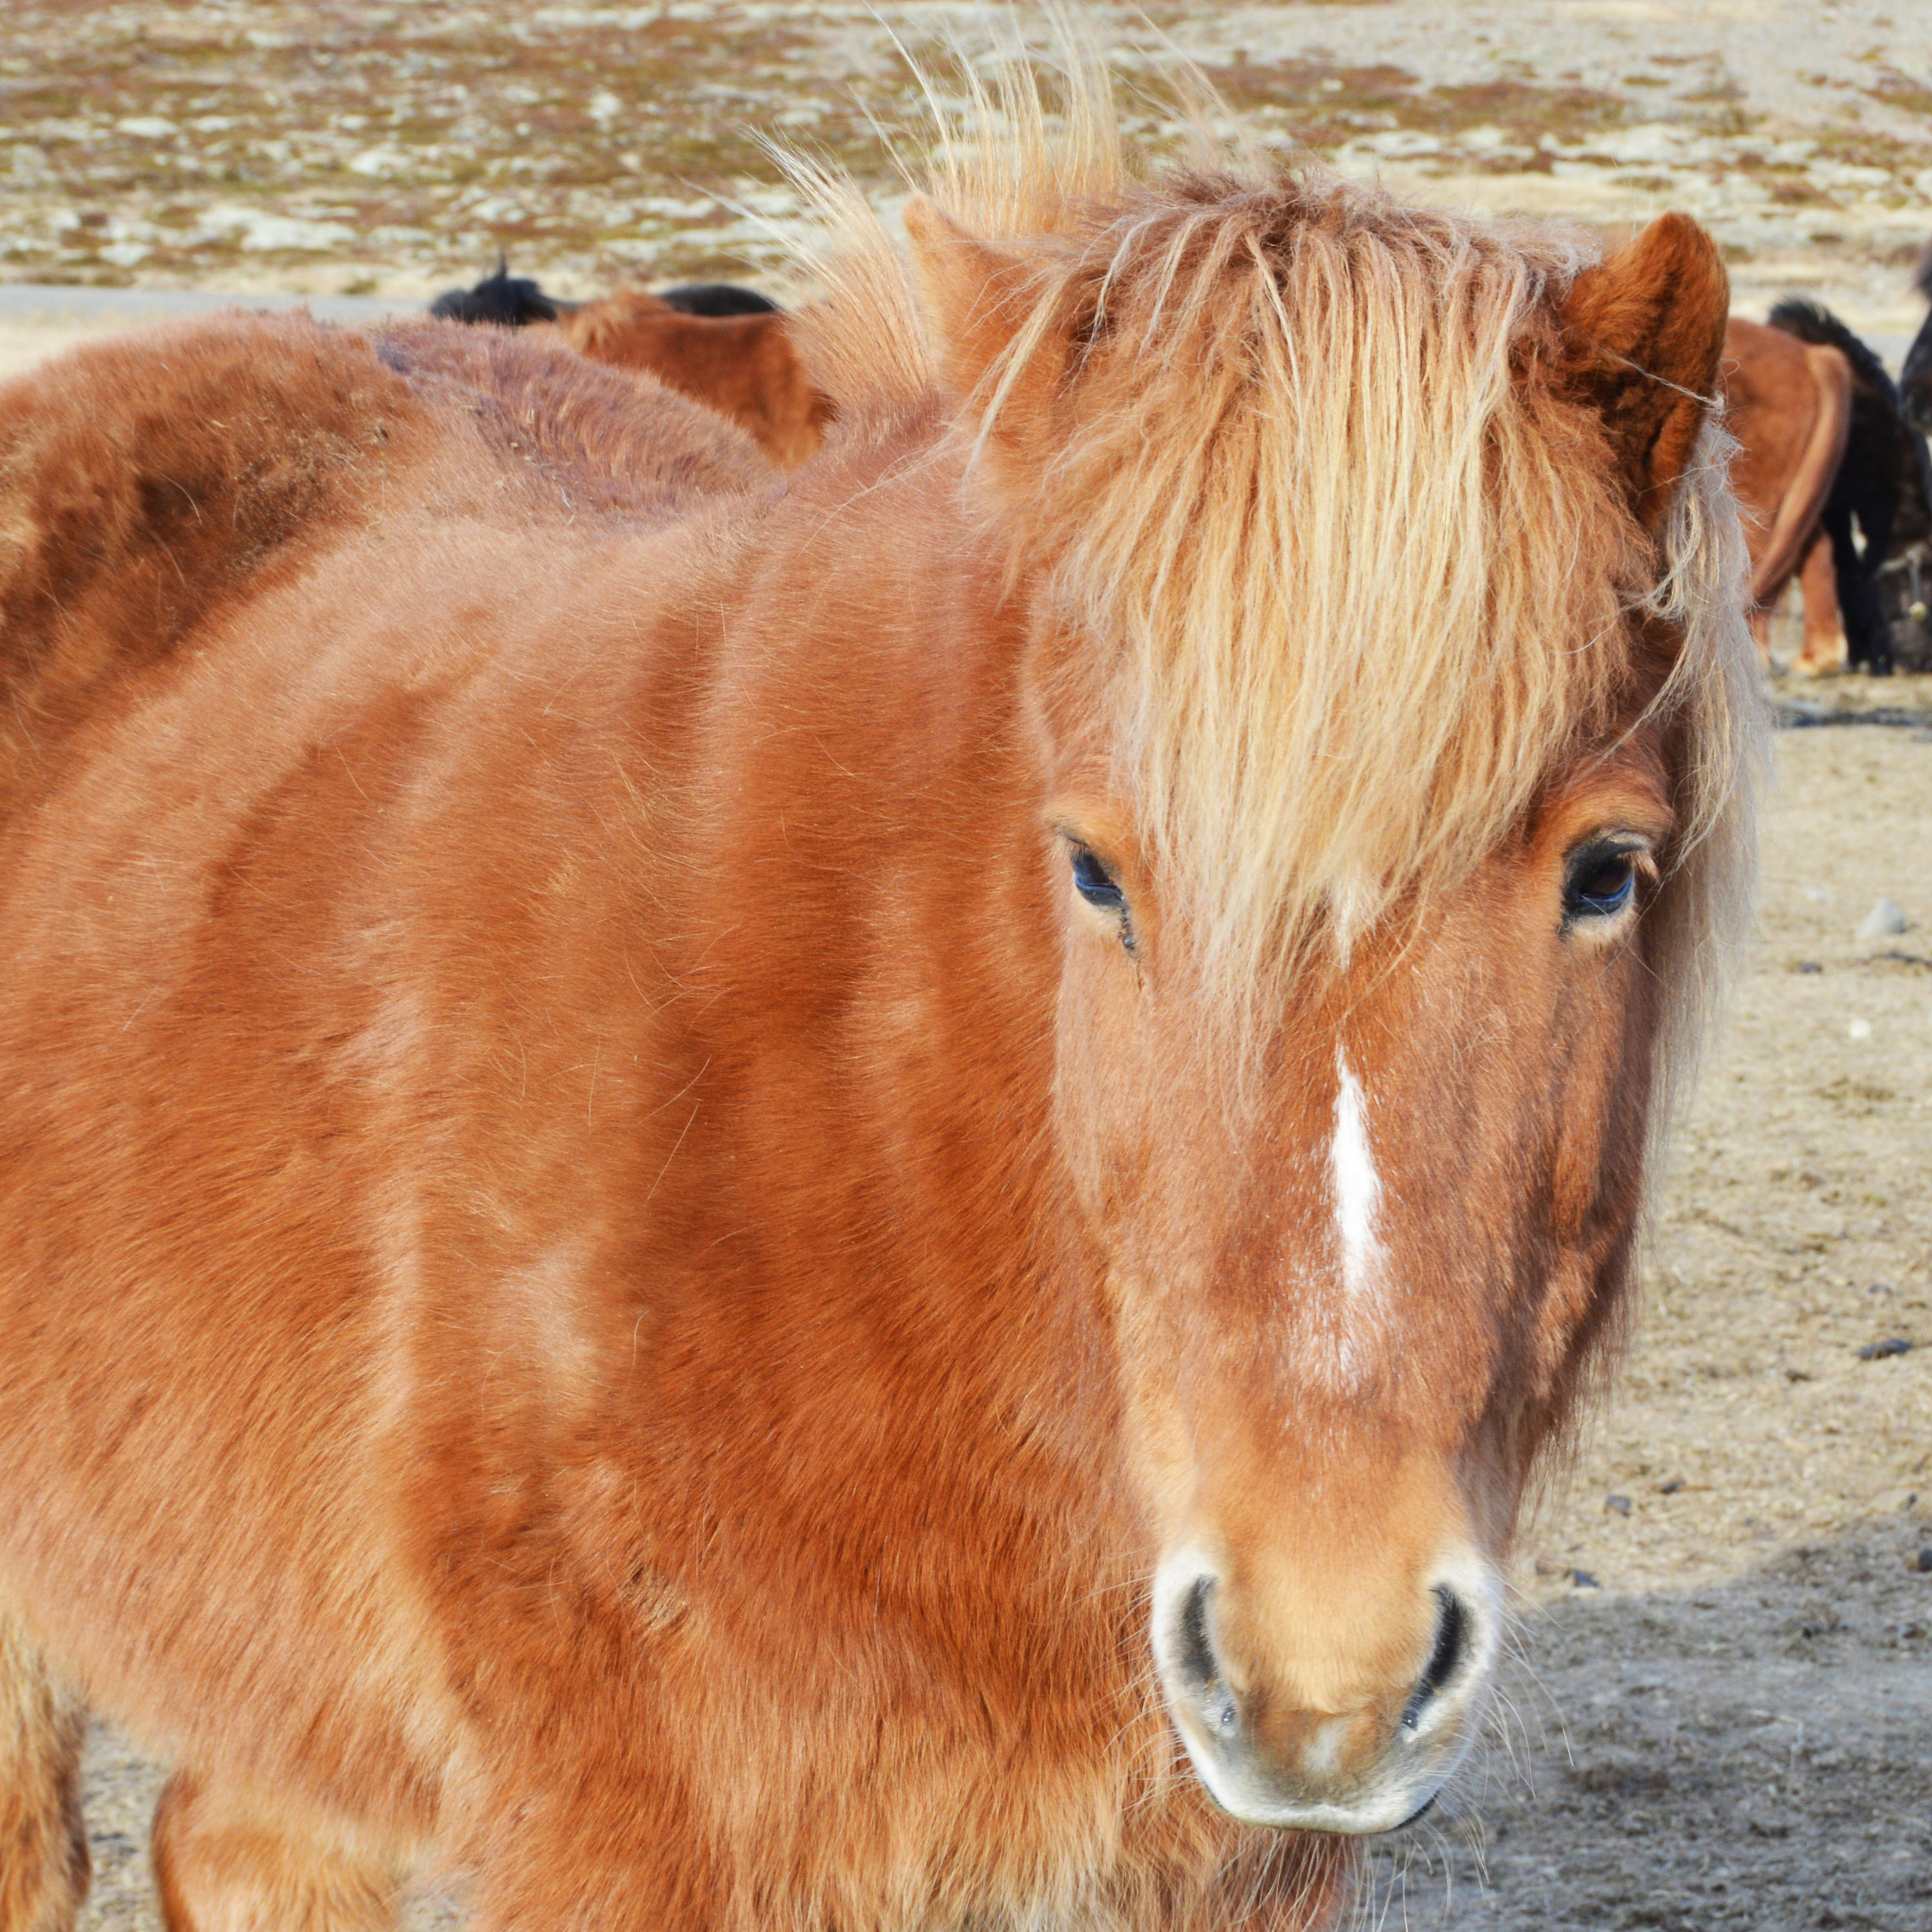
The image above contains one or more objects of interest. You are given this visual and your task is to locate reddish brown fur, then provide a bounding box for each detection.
[556,287,833,468]
[0,191,1744,1932]
[0,1609,87,1932]
[1721,317,1853,663]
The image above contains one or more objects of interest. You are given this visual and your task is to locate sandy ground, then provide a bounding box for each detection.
[6,2,1928,1925]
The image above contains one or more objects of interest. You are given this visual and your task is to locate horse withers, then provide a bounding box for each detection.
[0,58,1758,1932]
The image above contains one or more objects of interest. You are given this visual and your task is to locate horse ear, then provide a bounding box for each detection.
[903,195,1065,474]
[1558,213,1729,530]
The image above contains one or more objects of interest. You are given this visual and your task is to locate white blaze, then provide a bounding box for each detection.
[1331,1053,1383,1297]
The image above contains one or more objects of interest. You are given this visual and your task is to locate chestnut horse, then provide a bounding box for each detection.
[0,60,1757,1932]
[1721,315,1852,670]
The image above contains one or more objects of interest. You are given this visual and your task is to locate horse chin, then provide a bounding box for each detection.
[1167,1692,1486,1837]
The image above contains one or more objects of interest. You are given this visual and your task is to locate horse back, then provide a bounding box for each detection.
[0,307,776,1819]
[0,310,767,829]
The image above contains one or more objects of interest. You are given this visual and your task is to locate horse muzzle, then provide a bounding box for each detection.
[1150,1546,1499,1833]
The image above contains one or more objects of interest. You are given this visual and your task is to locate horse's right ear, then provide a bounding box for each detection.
[903,196,1066,480]
[1557,213,1729,531]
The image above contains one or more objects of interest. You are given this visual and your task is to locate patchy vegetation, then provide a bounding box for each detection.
[2,1,1929,321]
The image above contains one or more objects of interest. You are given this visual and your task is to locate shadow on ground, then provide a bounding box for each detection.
[1361,1515,1932,1930]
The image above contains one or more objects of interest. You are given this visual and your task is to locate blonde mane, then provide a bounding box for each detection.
[784,31,1761,1097]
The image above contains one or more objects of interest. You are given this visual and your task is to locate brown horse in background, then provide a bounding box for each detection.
[1721,316,1852,671]
[429,264,833,469]
[557,287,832,468]
[0,49,1758,1932]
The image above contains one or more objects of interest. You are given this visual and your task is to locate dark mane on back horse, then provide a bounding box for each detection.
[0,48,1759,1932]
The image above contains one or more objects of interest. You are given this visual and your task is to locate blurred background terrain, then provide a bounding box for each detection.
[2,0,1931,334]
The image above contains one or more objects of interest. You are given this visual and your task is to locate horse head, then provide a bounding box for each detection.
[891,190,1754,1834]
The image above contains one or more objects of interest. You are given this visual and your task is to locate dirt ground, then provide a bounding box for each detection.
[6,2,1929,1927]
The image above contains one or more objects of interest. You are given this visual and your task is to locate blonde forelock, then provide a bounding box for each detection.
[782,29,1761,1094]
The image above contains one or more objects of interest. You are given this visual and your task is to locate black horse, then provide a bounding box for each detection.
[1901,250,1932,435]
[1770,297,1932,674]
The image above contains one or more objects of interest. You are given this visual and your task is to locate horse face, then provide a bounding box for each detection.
[906,195,1735,1836]
[1043,734,1672,1833]
[1877,539,1932,669]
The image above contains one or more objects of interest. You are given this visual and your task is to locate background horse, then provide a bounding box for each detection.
[556,286,831,468]
[1768,296,1932,675]
[430,265,829,468]
[0,51,1756,1932]
[429,262,781,325]
[1721,316,1852,670]
[1899,244,1932,436]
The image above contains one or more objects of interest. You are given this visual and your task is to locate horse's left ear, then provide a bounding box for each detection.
[903,195,1069,481]
[1557,213,1729,531]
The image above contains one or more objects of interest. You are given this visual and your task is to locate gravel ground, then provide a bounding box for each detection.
[2,1,1929,329]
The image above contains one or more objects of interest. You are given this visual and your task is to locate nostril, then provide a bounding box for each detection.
[1174,1576,1240,1738]
[1401,1585,1468,1730]
[1176,1575,1218,1689]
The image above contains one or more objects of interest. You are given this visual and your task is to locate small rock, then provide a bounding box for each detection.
[1856,898,1909,939]
[1849,1018,1872,1041]
[1605,1494,1632,1516]
[1656,1477,1685,1495]
[1910,1549,1932,1575]
[1857,1337,1912,1360]
[1570,1568,1600,1589]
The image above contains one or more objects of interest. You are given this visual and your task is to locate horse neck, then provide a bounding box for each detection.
[659,422,1139,1582]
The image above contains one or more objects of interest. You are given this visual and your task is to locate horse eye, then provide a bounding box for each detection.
[1071,846,1125,914]
[1564,847,1638,923]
